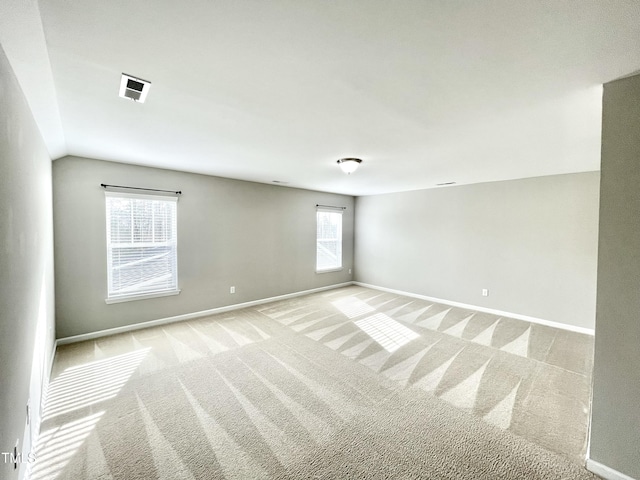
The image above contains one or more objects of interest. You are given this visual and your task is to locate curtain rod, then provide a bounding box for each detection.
[316,204,346,210]
[101,184,182,195]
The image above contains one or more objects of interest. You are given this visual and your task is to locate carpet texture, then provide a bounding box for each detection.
[31,286,597,479]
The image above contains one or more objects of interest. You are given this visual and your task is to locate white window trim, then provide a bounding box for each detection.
[105,289,181,304]
[316,206,343,273]
[316,266,343,274]
[105,191,179,303]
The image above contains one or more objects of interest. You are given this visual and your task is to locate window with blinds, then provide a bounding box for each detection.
[105,192,179,302]
[316,207,343,272]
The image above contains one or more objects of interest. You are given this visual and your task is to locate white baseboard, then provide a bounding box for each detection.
[56,280,594,345]
[353,282,595,335]
[56,282,353,346]
[587,459,637,480]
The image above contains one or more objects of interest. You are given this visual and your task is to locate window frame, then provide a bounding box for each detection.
[104,191,180,304]
[315,206,343,273]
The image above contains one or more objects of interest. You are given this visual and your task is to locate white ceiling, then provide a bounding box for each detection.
[3,1,640,195]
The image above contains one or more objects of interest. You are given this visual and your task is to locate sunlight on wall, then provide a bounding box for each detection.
[30,348,150,480]
[24,274,50,472]
[355,313,419,352]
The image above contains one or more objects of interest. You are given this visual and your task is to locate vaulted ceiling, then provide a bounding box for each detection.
[2,1,640,195]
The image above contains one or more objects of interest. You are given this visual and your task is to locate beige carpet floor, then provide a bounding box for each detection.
[31,286,597,479]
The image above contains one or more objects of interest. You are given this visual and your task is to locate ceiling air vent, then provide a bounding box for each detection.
[119,73,151,103]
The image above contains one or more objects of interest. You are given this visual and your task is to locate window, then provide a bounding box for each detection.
[105,192,179,302]
[316,207,343,272]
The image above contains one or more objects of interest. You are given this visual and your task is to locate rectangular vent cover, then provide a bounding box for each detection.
[119,74,151,103]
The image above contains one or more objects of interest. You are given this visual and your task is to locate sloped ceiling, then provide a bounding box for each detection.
[3,1,640,195]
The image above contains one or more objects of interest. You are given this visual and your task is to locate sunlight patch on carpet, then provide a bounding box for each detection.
[42,347,150,419]
[332,297,375,319]
[31,411,105,480]
[355,313,419,352]
[31,348,149,479]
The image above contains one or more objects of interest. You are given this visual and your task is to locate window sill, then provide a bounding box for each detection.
[316,267,343,274]
[105,289,181,304]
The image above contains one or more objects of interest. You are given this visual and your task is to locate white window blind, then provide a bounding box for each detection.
[105,192,178,302]
[316,207,343,272]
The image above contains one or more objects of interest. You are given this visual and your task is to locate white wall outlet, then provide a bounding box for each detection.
[230,286,235,294]
[482,288,489,297]
[348,268,352,274]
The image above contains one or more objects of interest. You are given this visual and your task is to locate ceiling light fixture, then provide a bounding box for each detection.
[337,158,362,174]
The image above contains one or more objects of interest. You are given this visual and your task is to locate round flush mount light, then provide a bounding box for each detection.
[337,158,362,174]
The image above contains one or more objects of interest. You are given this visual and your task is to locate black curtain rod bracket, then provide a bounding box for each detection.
[101,184,182,195]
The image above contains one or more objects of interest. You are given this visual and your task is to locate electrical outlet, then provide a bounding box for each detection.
[482,289,489,297]
[348,268,352,274]
[230,286,235,294]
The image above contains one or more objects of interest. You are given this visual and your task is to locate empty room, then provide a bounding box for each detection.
[1,1,640,479]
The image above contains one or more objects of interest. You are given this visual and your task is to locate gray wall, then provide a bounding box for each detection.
[354,172,600,330]
[53,156,354,338]
[590,73,640,479]
[0,46,55,479]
